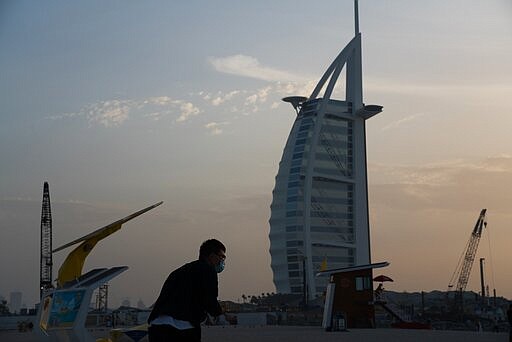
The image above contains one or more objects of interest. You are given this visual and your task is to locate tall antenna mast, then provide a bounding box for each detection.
[354,0,360,35]
[40,182,53,298]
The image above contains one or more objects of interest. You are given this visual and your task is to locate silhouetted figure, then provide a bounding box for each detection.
[147,239,231,342]
[507,304,512,342]
[492,316,499,332]
[374,283,384,301]
[474,319,482,332]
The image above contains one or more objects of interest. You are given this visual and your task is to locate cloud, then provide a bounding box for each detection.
[241,86,273,113]
[256,86,271,102]
[175,101,201,123]
[381,113,425,131]
[87,100,132,127]
[48,96,202,127]
[143,112,166,121]
[275,80,316,97]
[209,54,307,82]
[194,82,316,117]
[47,112,81,121]
[211,90,241,106]
[48,99,134,126]
[366,78,512,102]
[48,77,318,130]
[146,96,173,106]
[245,94,258,106]
[369,156,512,213]
[204,121,229,135]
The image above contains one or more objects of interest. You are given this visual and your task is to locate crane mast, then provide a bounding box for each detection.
[448,209,487,308]
[40,182,53,298]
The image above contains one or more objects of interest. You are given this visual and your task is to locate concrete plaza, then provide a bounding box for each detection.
[0,326,507,342]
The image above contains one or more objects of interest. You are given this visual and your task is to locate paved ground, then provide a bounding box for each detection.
[0,326,507,341]
[202,326,506,342]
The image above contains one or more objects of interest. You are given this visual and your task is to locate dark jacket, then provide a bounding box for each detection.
[148,260,223,327]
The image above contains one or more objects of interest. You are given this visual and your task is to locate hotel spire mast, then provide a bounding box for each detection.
[354,0,360,35]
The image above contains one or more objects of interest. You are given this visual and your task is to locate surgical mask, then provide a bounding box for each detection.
[215,260,225,273]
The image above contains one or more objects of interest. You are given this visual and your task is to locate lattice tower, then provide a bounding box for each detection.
[40,182,53,298]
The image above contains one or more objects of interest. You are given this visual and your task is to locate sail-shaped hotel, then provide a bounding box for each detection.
[269,1,382,299]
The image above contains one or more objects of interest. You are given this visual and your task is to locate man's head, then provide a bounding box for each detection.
[199,239,226,273]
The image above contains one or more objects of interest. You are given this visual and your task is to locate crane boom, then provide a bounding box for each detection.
[448,209,487,295]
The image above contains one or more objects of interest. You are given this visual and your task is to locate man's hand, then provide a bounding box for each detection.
[215,313,236,325]
[223,313,236,325]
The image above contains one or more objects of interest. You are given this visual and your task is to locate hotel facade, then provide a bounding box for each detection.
[269,2,382,299]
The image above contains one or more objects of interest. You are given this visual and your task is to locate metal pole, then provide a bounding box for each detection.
[302,257,308,309]
[354,0,360,35]
[421,291,425,316]
[479,258,485,304]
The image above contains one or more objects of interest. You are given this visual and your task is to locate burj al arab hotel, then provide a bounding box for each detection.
[269,1,382,299]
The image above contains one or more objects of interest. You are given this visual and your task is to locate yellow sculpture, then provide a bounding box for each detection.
[53,202,163,287]
[320,257,328,272]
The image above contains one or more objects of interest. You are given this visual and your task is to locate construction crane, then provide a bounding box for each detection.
[448,209,487,311]
[40,182,53,298]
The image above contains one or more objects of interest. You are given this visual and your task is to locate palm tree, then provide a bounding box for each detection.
[0,300,9,315]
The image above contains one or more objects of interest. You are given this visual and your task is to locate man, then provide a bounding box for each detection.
[148,239,228,342]
[508,303,512,342]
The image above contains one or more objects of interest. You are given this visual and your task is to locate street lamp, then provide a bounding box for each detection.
[296,250,308,310]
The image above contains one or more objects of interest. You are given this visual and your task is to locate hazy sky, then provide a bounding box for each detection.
[1,0,512,308]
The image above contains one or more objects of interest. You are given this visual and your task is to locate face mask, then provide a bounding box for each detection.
[215,260,225,273]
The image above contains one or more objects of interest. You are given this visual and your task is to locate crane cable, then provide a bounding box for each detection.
[448,233,472,289]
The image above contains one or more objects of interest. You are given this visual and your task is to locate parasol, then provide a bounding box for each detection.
[373,275,393,282]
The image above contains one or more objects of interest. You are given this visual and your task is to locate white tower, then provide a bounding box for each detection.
[269,0,382,299]
[9,292,22,314]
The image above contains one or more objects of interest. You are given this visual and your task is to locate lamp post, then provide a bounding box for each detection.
[295,250,308,310]
[302,255,308,310]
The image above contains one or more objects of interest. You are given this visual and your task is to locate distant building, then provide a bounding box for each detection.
[121,298,131,308]
[9,292,22,314]
[136,299,146,310]
[269,2,382,299]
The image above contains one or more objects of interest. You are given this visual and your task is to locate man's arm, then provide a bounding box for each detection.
[201,267,223,317]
